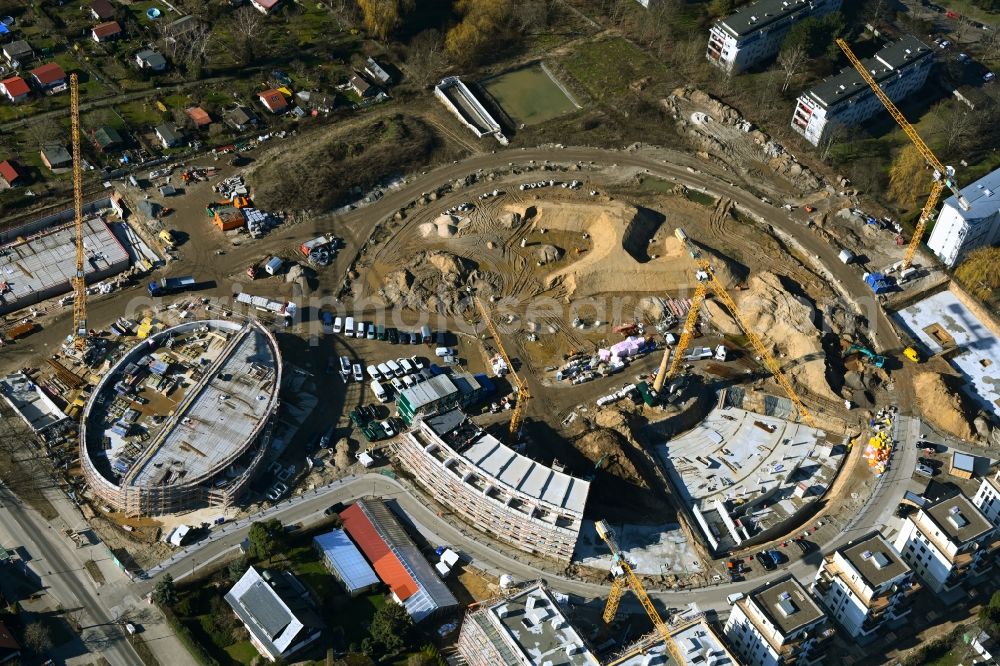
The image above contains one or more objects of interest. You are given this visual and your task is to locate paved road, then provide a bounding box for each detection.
[0,483,141,666]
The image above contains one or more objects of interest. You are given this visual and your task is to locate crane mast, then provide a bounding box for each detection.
[475,297,530,438]
[70,73,88,348]
[836,38,968,269]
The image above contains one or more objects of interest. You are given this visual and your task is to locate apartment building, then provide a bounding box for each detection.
[791,36,932,146]
[811,531,919,642]
[608,617,739,665]
[892,492,998,593]
[392,409,590,562]
[706,0,842,74]
[457,582,601,666]
[926,165,1000,267]
[973,471,1000,528]
[725,575,831,666]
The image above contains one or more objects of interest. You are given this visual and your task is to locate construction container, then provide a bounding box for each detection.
[5,321,39,340]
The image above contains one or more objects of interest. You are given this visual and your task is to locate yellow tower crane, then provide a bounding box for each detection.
[70,73,88,348]
[596,520,689,664]
[658,233,817,428]
[475,297,531,439]
[836,38,970,270]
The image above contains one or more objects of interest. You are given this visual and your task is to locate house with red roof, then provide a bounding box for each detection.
[251,0,282,14]
[0,76,30,103]
[258,89,287,114]
[339,499,457,623]
[186,106,212,127]
[92,21,123,42]
[30,63,67,90]
[0,160,26,189]
[90,0,116,21]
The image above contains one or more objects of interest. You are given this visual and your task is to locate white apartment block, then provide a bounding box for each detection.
[391,409,589,562]
[707,0,842,74]
[811,531,919,642]
[725,575,832,666]
[892,492,998,593]
[973,471,1000,528]
[791,36,932,146]
[926,166,1000,267]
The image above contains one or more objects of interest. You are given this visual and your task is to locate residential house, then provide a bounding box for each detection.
[973,471,1000,528]
[94,126,125,152]
[225,105,256,131]
[0,76,30,103]
[30,63,67,90]
[92,21,123,43]
[349,72,376,98]
[2,41,33,67]
[40,144,72,170]
[155,124,183,149]
[791,36,933,146]
[0,161,26,189]
[926,165,1000,267]
[365,57,392,85]
[258,89,287,114]
[707,0,842,74]
[186,106,212,128]
[251,0,282,13]
[892,491,998,593]
[725,574,832,666]
[135,49,167,72]
[811,531,919,642]
[90,0,116,21]
[224,567,324,663]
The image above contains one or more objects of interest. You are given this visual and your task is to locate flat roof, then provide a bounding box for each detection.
[0,373,68,432]
[922,494,993,545]
[892,289,1000,417]
[942,164,1000,220]
[313,529,379,593]
[126,322,278,487]
[746,575,825,637]
[400,374,457,411]
[478,583,599,666]
[952,451,976,472]
[717,0,816,38]
[425,410,590,514]
[612,619,738,666]
[837,531,910,590]
[0,217,129,310]
[807,36,930,108]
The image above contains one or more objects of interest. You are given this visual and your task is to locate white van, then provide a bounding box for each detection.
[370,380,389,402]
[726,592,744,605]
[399,358,414,374]
[355,320,366,338]
[377,362,392,378]
[333,316,343,334]
[386,359,403,377]
[367,365,381,380]
[435,346,454,357]
[345,316,355,338]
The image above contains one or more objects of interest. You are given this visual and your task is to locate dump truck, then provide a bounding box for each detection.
[903,347,922,363]
[148,275,195,297]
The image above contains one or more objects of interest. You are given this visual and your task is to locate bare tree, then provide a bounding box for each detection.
[778,43,808,92]
[23,623,53,654]
[407,29,445,86]
[819,123,844,162]
[515,0,558,31]
[232,6,265,64]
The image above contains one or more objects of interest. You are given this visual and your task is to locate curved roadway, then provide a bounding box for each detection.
[123,146,925,613]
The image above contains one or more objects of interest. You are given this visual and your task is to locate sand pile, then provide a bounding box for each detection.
[505,201,743,299]
[381,250,495,312]
[914,372,978,441]
[573,428,647,487]
[418,214,469,238]
[705,272,838,400]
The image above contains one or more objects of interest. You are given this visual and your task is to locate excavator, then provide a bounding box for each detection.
[846,344,887,368]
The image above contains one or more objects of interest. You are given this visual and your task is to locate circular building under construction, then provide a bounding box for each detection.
[81,319,282,516]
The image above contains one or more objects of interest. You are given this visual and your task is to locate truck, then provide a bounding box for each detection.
[148,275,196,297]
[4,321,39,341]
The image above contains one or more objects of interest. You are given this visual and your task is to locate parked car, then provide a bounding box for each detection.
[984,71,995,82]
[390,377,405,392]
[387,328,399,344]
[339,356,351,376]
[939,39,952,48]
[915,463,936,477]
[381,420,396,437]
[367,365,381,380]
[352,363,364,382]
[411,355,426,370]
[399,331,410,344]
[756,551,777,571]
[767,549,786,566]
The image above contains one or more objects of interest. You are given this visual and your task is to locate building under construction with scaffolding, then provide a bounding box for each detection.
[80,318,281,515]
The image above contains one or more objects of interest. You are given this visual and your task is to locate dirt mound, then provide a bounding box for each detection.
[914,372,979,441]
[505,200,743,299]
[535,244,563,265]
[381,250,489,312]
[419,214,469,238]
[574,428,647,488]
[427,250,470,275]
[706,272,837,400]
[664,87,821,194]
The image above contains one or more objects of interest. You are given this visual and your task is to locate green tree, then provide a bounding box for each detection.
[228,555,250,584]
[370,601,413,654]
[781,13,845,59]
[247,519,287,562]
[152,574,178,606]
[708,0,736,17]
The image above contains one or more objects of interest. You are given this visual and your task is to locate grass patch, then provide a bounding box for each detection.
[127,634,162,666]
[84,560,106,585]
[635,176,677,194]
[223,641,258,665]
[684,189,717,207]
[559,37,667,101]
